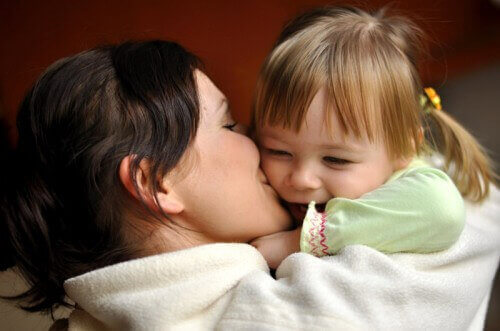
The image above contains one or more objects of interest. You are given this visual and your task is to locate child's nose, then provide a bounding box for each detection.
[286,164,322,191]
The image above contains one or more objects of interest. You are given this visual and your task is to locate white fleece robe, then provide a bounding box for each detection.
[63,185,500,331]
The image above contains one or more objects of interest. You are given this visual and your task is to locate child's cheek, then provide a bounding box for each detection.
[260,159,283,190]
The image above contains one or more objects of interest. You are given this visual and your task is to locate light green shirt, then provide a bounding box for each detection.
[300,159,465,256]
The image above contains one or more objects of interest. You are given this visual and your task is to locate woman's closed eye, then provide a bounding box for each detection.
[223,122,238,131]
[323,156,350,165]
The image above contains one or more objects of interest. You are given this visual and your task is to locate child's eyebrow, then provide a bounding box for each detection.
[321,143,359,152]
[257,132,284,142]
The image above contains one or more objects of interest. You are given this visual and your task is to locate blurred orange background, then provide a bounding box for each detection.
[0,1,499,330]
[1,0,499,135]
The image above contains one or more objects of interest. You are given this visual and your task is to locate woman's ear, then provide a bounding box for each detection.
[119,156,184,215]
[119,155,140,201]
[156,179,185,215]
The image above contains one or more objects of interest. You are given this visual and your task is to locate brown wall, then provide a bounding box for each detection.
[1,0,499,135]
[1,1,499,330]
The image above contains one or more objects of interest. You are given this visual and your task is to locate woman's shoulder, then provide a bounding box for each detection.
[63,243,268,330]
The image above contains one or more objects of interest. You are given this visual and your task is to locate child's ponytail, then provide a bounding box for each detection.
[425,103,495,202]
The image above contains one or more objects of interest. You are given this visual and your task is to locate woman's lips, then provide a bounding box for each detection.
[258,170,279,197]
[258,168,269,184]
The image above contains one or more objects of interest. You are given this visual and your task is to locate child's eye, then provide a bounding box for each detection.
[323,156,350,165]
[266,148,292,157]
[223,122,238,131]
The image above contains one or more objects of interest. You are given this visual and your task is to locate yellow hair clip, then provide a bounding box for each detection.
[424,87,442,110]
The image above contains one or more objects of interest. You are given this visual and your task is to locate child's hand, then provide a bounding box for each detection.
[250,227,302,269]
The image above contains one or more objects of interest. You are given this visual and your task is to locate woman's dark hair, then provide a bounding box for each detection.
[0,40,201,314]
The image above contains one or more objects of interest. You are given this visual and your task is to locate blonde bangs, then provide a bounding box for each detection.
[254,9,422,160]
[325,26,422,159]
[324,32,382,143]
[253,24,329,132]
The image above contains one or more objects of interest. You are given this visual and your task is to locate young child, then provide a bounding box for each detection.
[250,6,494,269]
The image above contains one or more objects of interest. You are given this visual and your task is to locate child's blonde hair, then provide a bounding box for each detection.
[253,5,494,202]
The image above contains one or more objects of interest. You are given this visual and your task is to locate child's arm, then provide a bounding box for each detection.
[302,166,466,257]
[251,228,301,269]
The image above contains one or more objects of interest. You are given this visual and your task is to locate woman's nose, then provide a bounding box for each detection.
[286,164,322,191]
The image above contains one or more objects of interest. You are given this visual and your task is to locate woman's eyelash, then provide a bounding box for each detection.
[223,122,237,131]
[323,156,350,164]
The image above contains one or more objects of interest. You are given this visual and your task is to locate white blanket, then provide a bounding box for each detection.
[64,186,500,330]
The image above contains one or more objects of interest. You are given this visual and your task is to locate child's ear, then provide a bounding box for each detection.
[119,156,184,215]
[393,157,411,171]
[397,126,424,170]
[417,126,424,146]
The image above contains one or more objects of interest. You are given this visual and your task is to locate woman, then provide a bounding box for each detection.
[1,40,290,323]
[1,40,499,330]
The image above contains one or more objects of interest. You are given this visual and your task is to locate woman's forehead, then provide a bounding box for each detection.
[195,70,226,118]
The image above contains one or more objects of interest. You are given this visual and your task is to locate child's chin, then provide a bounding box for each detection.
[287,203,308,223]
[287,202,328,223]
[315,202,327,213]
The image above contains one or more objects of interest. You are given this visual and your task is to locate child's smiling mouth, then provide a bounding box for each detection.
[286,201,327,223]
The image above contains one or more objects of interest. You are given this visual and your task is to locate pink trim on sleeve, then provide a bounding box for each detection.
[308,212,320,256]
[319,212,329,255]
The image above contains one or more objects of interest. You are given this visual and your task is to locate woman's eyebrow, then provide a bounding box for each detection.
[217,98,228,112]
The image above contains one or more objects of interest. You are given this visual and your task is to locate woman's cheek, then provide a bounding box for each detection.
[239,132,259,152]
